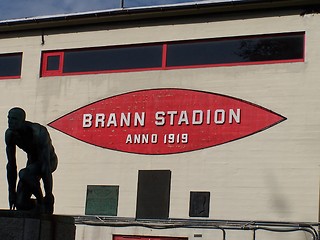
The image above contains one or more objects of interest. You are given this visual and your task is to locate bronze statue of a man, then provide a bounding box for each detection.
[5,107,58,214]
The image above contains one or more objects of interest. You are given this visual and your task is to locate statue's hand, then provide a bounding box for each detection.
[9,191,17,210]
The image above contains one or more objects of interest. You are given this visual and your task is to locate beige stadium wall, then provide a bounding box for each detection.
[0,9,319,232]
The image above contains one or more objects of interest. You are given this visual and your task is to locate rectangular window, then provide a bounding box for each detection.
[41,52,64,76]
[189,191,210,217]
[136,170,171,219]
[63,45,163,73]
[41,32,304,77]
[166,33,304,67]
[41,44,163,77]
[47,55,61,71]
[85,185,119,216]
[0,53,22,79]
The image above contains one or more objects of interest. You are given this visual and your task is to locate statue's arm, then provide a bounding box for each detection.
[38,127,53,196]
[5,130,17,209]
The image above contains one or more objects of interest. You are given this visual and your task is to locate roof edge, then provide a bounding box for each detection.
[0,0,319,32]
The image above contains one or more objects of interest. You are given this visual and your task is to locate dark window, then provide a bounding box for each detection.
[189,191,210,217]
[46,55,60,71]
[63,45,163,73]
[166,33,304,67]
[85,185,119,216]
[0,53,22,79]
[136,170,171,219]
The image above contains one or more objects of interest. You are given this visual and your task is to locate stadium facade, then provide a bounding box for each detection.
[0,1,319,239]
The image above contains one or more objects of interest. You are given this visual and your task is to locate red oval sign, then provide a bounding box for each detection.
[48,89,286,154]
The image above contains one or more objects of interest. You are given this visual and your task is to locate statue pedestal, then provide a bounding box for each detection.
[0,210,75,240]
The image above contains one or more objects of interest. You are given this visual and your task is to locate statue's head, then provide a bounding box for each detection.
[8,107,26,130]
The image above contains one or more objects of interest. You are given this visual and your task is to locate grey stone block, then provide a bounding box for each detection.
[0,210,75,240]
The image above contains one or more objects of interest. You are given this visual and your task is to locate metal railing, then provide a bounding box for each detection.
[74,216,320,240]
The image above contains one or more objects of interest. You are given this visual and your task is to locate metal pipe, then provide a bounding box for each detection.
[73,217,320,240]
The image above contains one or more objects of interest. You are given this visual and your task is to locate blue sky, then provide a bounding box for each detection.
[0,0,204,21]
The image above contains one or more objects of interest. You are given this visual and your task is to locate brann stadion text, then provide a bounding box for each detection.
[82,109,241,145]
[82,109,241,128]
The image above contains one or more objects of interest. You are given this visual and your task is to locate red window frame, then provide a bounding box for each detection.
[41,51,64,77]
[0,75,20,80]
[114,235,187,240]
[40,32,305,77]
